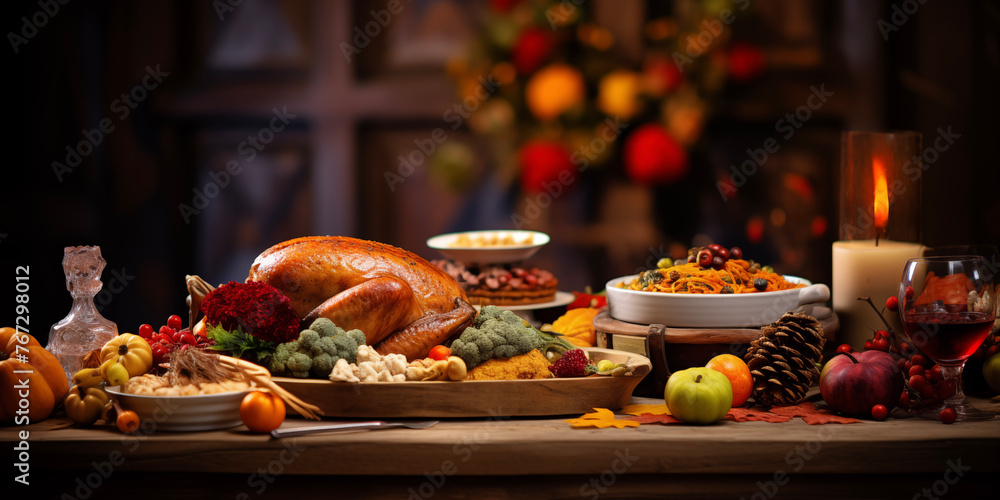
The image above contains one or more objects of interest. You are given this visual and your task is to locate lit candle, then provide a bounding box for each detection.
[833,156,923,348]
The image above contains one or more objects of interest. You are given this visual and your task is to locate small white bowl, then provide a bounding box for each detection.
[605,275,830,328]
[106,386,251,432]
[427,230,550,264]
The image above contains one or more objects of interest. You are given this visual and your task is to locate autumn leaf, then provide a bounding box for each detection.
[726,407,793,423]
[625,413,683,425]
[768,402,861,425]
[565,408,640,429]
[621,403,671,416]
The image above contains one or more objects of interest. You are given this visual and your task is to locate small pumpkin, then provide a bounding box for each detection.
[0,327,69,424]
[64,384,110,426]
[100,334,153,377]
[551,307,600,347]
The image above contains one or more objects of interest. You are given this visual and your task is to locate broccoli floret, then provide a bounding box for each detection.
[286,352,312,378]
[311,353,334,376]
[298,329,320,350]
[309,318,339,337]
[451,307,544,369]
[472,305,507,327]
[312,336,338,358]
[331,331,365,363]
[268,340,297,374]
[266,319,368,378]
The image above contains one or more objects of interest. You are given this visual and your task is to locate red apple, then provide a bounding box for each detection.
[819,350,903,418]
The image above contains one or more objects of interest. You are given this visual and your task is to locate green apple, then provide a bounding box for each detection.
[983,353,1000,394]
[665,367,733,424]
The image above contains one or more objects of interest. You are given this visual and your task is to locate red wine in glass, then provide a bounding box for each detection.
[902,311,994,363]
[898,255,997,421]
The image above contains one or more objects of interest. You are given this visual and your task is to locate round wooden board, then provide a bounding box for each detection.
[272,348,651,418]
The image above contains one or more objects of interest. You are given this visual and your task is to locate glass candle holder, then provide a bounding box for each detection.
[832,131,924,348]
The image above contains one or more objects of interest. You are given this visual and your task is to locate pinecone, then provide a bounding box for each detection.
[744,312,826,406]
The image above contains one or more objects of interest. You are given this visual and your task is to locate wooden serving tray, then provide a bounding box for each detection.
[273,348,651,418]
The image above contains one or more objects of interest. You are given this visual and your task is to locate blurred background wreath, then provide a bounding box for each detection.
[443,0,766,195]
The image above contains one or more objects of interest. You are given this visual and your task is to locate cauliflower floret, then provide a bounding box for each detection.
[356,345,380,364]
[330,358,360,383]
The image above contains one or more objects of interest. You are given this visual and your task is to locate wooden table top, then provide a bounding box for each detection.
[4,396,998,499]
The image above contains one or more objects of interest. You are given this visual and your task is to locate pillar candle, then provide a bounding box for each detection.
[832,239,924,348]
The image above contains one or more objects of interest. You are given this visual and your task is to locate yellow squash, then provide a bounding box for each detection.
[100,334,153,377]
[64,384,110,426]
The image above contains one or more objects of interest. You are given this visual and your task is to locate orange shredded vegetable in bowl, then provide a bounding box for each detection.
[618,259,803,294]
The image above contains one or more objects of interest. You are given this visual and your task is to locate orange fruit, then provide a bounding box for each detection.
[705,354,753,407]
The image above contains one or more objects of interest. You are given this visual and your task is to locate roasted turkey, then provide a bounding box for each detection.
[247,236,476,360]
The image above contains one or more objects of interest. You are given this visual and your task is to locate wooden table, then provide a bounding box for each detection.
[4,396,998,499]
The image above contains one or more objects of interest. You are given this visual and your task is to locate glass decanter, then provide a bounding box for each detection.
[46,246,119,382]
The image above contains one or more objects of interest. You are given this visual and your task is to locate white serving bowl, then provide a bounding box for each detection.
[105,386,251,432]
[427,230,550,264]
[605,275,830,328]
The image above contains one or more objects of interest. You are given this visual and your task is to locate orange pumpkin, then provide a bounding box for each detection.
[0,327,69,424]
[551,308,600,347]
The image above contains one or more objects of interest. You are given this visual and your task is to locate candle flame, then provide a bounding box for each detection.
[873,159,889,232]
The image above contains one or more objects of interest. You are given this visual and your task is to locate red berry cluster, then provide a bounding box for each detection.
[137,315,214,367]
[549,349,590,378]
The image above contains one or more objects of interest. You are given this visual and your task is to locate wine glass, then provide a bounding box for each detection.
[898,256,997,421]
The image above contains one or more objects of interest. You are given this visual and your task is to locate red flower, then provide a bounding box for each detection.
[519,140,576,194]
[623,124,688,185]
[201,281,302,344]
